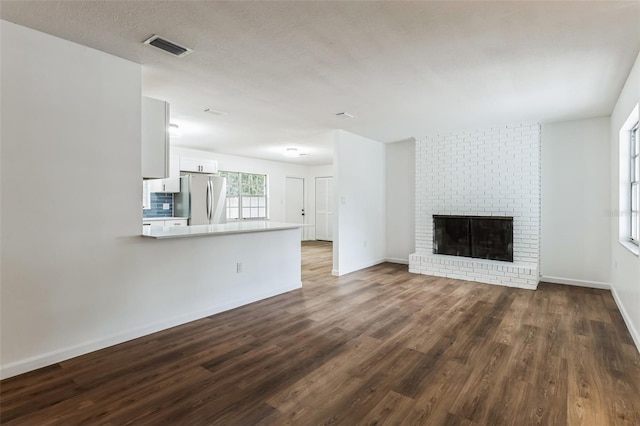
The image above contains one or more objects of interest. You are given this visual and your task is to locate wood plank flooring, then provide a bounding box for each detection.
[2,241,639,425]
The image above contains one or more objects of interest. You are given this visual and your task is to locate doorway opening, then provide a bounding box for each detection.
[301,241,333,279]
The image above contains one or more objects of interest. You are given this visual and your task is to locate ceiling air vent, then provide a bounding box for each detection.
[143,35,193,58]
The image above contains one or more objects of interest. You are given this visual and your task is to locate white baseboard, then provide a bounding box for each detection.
[0,282,301,380]
[610,286,640,354]
[332,258,386,276]
[385,257,409,265]
[539,275,611,290]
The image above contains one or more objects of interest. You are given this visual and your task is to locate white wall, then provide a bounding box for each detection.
[0,21,301,378]
[385,139,415,263]
[333,130,386,275]
[610,51,640,350]
[172,147,325,240]
[540,117,611,288]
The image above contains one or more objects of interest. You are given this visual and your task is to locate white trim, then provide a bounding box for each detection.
[611,286,640,354]
[618,240,640,256]
[539,276,612,290]
[385,257,409,265]
[332,259,386,276]
[0,282,301,380]
[618,105,640,245]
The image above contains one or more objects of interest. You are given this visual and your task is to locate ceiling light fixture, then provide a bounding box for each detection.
[284,148,300,157]
[336,112,356,119]
[204,108,228,116]
[169,123,182,138]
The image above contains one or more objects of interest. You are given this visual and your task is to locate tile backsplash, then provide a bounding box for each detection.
[143,193,174,218]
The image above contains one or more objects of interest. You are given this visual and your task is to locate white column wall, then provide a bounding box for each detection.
[333,130,386,276]
[385,139,415,263]
[540,117,611,288]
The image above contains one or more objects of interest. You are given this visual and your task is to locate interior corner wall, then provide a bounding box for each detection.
[333,130,386,276]
[610,50,640,351]
[540,117,611,288]
[385,139,415,263]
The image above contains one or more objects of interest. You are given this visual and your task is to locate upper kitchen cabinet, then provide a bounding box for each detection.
[180,157,218,174]
[142,97,169,179]
[148,154,180,193]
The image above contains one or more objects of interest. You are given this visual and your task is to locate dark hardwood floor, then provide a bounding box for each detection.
[2,241,639,425]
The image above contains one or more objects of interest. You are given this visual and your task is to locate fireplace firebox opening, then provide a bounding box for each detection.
[433,215,513,262]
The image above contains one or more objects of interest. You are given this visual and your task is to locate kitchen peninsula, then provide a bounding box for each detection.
[134,221,304,359]
[142,221,303,239]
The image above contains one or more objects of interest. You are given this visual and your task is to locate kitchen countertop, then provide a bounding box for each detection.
[142,221,304,239]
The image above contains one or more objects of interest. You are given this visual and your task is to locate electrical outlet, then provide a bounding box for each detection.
[162,203,170,210]
[236,262,243,273]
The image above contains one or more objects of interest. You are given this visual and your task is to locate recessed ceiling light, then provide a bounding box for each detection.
[204,108,228,116]
[284,148,300,157]
[336,112,356,119]
[143,35,193,58]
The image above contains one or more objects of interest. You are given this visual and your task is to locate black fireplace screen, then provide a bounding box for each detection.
[433,215,513,262]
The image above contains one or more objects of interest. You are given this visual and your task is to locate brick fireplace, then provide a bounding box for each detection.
[409,123,541,289]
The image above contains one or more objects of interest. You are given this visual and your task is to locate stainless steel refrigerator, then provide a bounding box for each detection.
[174,173,227,225]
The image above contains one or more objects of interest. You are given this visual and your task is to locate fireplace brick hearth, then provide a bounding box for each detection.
[409,122,541,289]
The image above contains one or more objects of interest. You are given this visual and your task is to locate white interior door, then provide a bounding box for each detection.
[285,177,305,240]
[315,177,334,241]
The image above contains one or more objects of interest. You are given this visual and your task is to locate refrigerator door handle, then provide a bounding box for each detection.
[206,180,211,222]
[207,180,214,222]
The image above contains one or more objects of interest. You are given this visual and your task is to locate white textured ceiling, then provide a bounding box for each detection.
[2,1,639,166]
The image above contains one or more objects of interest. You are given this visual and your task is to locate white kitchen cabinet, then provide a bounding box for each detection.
[142,97,169,179]
[148,154,180,193]
[180,157,217,174]
[143,219,187,227]
[148,179,166,193]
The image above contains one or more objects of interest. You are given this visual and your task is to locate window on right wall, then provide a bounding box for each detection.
[620,103,640,253]
[631,121,639,244]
